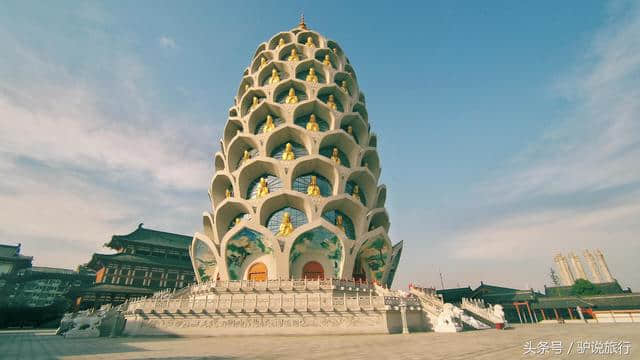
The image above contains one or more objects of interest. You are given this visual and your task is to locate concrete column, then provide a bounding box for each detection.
[583,250,602,283]
[554,254,575,286]
[594,249,614,282]
[569,252,587,280]
[400,304,409,334]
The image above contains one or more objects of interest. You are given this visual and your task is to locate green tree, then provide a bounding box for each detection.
[571,279,602,296]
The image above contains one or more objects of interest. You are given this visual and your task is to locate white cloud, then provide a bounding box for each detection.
[158,36,177,49]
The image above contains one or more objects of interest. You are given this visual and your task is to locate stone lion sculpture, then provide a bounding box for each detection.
[433,303,463,333]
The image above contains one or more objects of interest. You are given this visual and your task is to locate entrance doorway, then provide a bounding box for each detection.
[302,261,324,280]
[247,262,267,281]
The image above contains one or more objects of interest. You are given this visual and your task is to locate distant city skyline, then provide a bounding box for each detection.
[0,1,638,291]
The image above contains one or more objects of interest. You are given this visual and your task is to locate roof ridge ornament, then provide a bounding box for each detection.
[298,13,307,29]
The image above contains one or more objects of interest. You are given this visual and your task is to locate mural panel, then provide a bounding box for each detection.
[355,236,391,281]
[193,239,217,283]
[290,227,342,278]
[226,228,272,280]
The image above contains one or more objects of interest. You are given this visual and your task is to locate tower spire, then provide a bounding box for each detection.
[298,13,307,29]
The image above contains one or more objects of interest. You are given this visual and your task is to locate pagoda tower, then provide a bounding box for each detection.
[189,19,402,286]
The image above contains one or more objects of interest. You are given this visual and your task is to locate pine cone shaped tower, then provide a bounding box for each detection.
[190,20,402,286]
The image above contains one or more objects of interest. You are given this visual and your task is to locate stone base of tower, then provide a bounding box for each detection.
[121,279,428,336]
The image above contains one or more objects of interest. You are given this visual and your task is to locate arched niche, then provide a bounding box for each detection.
[333,72,356,97]
[257,61,290,87]
[240,89,268,117]
[247,102,285,135]
[293,100,334,131]
[361,149,380,176]
[314,48,338,70]
[268,32,294,50]
[346,180,367,207]
[317,85,348,112]
[273,80,308,104]
[319,145,350,168]
[252,42,267,59]
[264,126,313,160]
[319,131,359,168]
[321,197,365,237]
[295,59,327,84]
[214,200,253,244]
[353,102,368,121]
[296,31,322,49]
[344,63,357,81]
[289,157,339,195]
[368,209,390,233]
[192,237,217,283]
[242,68,249,76]
[376,185,386,208]
[369,133,377,147]
[266,206,308,235]
[258,192,311,231]
[223,119,243,148]
[246,262,268,281]
[270,141,308,160]
[237,159,282,200]
[359,92,366,104]
[339,114,368,145]
[346,169,377,209]
[229,107,238,117]
[227,212,251,230]
[292,172,332,197]
[227,135,260,172]
[326,40,344,58]
[210,173,234,206]
[321,209,355,240]
[354,233,392,282]
[225,227,273,280]
[277,43,306,62]
[214,152,225,172]
[236,76,254,101]
[289,226,343,279]
[250,51,274,74]
[202,212,216,244]
[246,174,283,200]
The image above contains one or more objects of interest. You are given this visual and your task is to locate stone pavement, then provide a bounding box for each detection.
[0,323,638,360]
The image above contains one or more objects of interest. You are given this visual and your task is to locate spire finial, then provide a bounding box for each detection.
[299,13,307,29]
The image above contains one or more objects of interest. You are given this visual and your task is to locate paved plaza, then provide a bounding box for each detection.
[0,323,638,359]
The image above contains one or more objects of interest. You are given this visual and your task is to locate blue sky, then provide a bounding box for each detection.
[1,1,639,291]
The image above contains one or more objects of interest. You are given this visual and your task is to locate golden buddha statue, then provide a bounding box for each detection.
[259,56,267,70]
[282,142,295,160]
[235,217,241,225]
[244,83,250,92]
[285,88,299,104]
[336,215,345,233]
[340,80,349,94]
[305,67,318,83]
[352,184,360,201]
[307,175,321,196]
[242,149,251,164]
[347,125,354,136]
[363,161,369,168]
[326,94,337,110]
[263,115,275,133]
[277,212,294,236]
[257,177,269,198]
[306,114,319,132]
[287,48,299,62]
[250,96,260,110]
[330,147,341,165]
[322,54,331,67]
[276,38,286,50]
[305,37,315,48]
[225,188,232,199]
[268,68,280,85]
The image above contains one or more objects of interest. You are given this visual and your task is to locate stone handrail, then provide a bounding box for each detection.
[460,298,503,324]
[186,278,374,295]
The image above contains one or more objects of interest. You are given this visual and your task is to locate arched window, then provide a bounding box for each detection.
[266,206,307,234]
[293,173,332,197]
[270,141,308,160]
[322,210,355,240]
[320,146,350,167]
[246,174,283,199]
[302,261,324,280]
[247,262,267,281]
[345,181,366,206]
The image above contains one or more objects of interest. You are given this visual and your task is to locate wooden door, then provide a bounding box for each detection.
[247,262,267,281]
[302,261,324,280]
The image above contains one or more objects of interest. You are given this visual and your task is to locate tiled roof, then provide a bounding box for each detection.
[0,244,19,257]
[107,224,192,250]
[88,253,192,269]
[82,284,154,295]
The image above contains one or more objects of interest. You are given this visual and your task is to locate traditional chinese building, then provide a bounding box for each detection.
[0,243,33,275]
[78,224,195,308]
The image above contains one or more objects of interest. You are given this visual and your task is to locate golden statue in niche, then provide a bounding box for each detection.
[277,212,294,236]
[305,36,315,48]
[340,80,349,94]
[268,68,280,85]
[331,147,341,165]
[352,184,360,201]
[306,114,319,132]
[277,38,286,50]
[326,94,337,110]
[336,215,346,233]
[323,54,331,67]
[282,142,295,160]
[347,125,354,137]
[285,88,299,104]
[250,96,260,110]
[235,217,241,225]
[259,56,268,70]
[307,175,321,196]
[225,188,232,199]
[288,48,300,62]
[244,83,250,92]
[242,149,251,164]
[257,177,269,198]
[263,115,275,133]
[305,68,318,83]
